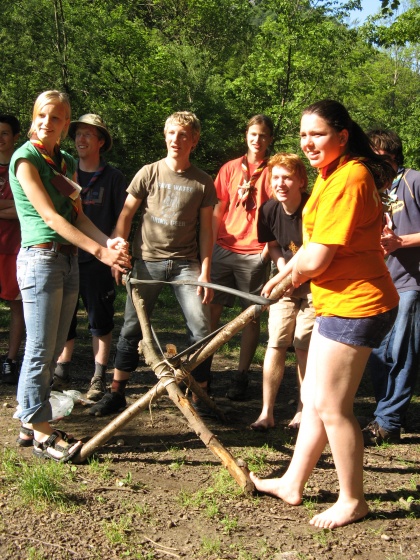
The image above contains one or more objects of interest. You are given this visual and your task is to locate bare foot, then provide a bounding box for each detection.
[288,411,302,430]
[249,472,302,505]
[250,415,275,431]
[310,498,369,529]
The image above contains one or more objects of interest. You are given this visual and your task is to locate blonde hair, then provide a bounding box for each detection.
[28,90,71,144]
[268,152,308,191]
[164,111,201,139]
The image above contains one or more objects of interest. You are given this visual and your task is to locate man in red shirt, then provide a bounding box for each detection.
[0,114,24,384]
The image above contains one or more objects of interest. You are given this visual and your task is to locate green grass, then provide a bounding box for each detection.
[0,448,74,508]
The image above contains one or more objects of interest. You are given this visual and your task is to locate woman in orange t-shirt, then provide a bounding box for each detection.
[251,100,399,529]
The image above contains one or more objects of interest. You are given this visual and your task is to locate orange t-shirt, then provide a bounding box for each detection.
[302,158,399,317]
[214,156,272,254]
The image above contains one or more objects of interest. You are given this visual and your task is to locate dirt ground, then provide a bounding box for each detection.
[0,309,419,560]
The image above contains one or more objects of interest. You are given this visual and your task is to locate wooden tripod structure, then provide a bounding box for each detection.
[78,274,293,494]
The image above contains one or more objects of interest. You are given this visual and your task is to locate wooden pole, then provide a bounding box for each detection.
[78,275,293,489]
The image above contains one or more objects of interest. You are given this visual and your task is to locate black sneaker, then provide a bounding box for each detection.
[88,392,126,417]
[86,375,106,401]
[362,420,401,446]
[226,371,249,401]
[1,359,19,384]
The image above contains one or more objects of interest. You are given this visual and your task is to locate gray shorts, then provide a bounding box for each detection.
[210,244,269,309]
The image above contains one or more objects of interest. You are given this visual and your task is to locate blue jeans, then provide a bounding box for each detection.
[370,290,420,433]
[115,259,212,382]
[14,248,79,424]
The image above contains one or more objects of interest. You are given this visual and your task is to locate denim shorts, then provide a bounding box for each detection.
[316,306,398,348]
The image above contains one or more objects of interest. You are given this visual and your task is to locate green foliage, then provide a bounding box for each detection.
[0,0,419,176]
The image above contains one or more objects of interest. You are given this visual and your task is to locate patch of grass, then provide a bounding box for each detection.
[200,536,221,556]
[102,515,132,545]
[26,548,47,560]
[252,344,266,366]
[242,447,269,473]
[87,455,113,480]
[20,461,72,507]
[312,528,332,546]
[302,495,319,515]
[211,466,243,497]
[220,514,238,534]
[409,475,420,490]
[0,448,73,508]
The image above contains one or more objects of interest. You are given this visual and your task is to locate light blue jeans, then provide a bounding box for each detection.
[14,247,79,424]
[370,290,420,433]
[115,258,211,381]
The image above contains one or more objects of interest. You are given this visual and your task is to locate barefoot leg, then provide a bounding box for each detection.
[251,347,287,430]
[310,328,371,528]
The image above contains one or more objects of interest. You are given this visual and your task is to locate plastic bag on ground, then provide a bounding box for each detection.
[50,390,81,421]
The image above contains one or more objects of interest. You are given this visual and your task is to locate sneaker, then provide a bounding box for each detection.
[226,371,249,401]
[1,359,19,384]
[86,375,106,402]
[362,420,401,446]
[88,392,126,417]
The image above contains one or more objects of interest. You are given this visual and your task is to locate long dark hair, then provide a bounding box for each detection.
[302,100,395,190]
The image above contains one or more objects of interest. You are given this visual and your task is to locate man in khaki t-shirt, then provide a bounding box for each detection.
[89,111,217,417]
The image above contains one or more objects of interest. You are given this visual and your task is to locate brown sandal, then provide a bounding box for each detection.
[33,430,82,463]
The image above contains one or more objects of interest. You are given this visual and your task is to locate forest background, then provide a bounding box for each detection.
[0,0,419,184]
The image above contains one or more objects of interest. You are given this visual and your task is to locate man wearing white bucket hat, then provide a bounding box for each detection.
[53,114,127,401]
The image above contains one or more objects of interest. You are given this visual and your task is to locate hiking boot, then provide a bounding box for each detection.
[226,370,249,401]
[88,392,126,417]
[1,359,19,384]
[51,362,71,391]
[86,374,106,402]
[362,420,401,446]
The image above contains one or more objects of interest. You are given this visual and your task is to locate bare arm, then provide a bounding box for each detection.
[198,206,214,304]
[293,242,338,286]
[15,159,130,271]
[381,224,420,256]
[0,199,18,219]
[111,193,143,284]
[261,242,338,297]
[112,193,142,240]
[267,240,285,269]
[212,199,228,245]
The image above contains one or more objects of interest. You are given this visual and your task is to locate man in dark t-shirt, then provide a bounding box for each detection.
[363,130,420,444]
[250,153,315,432]
[53,114,127,400]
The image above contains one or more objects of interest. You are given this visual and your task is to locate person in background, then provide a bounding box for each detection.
[0,114,24,385]
[53,114,127,402]
[211,115,273,401]
[89,111,217,417]
[250,153,315,432]
[250,100,398,529]
[362,129,420,445]
[9,90,130,460]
